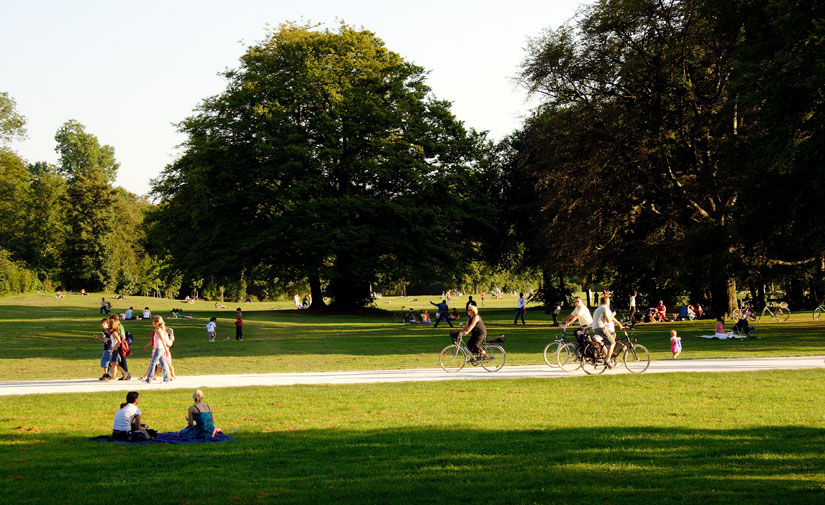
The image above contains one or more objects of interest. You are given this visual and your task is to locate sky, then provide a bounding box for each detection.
[1,0,585,196]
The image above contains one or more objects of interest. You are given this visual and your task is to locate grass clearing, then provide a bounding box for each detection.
[1,293,823,381]
[1,370,824,504]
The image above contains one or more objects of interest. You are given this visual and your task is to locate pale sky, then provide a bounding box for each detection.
[1,0,584,196]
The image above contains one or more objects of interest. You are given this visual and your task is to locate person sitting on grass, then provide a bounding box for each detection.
[714,316,733,339]
[458,304,487,362]
[142,307,151,319]
[112,391,154,441]
[419,309,431,324]
[180,389,215,440]
[449,307,461,321]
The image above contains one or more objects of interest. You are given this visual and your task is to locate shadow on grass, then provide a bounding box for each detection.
[2,426,824,504]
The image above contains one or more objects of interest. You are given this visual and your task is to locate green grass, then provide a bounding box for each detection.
[0,292,822,381]
[1,293,824,504]
[1,371,824,504]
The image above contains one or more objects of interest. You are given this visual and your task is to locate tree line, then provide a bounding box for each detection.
[1,0,823,313]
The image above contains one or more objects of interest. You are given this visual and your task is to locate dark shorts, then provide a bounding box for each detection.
[467,333,487,353]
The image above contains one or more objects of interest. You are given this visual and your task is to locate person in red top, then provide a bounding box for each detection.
[235,308,243,341]
[655,300,668,322]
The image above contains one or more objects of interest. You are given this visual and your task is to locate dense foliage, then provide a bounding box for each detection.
[506,0,825,314]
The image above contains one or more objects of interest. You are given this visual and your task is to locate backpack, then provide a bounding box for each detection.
[125,330,134,345]
[166,327,175,348]
[119,337,131,357]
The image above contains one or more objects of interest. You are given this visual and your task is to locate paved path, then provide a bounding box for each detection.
[1,356,822,396]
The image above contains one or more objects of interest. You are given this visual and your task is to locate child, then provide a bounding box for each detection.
[93,318,112,380]
[235,308,243,341]
[206,317,217,343]
[670,329,682,358]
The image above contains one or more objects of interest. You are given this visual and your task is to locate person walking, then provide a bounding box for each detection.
[513,292,526,325]
[143,316,172,383]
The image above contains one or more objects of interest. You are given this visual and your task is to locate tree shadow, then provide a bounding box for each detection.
[2,426,823,504]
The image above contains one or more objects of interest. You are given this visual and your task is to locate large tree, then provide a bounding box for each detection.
[152,23,491,309]
[55,120,119,290]
[511,0,825,314]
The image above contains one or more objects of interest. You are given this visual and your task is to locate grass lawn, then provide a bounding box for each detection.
[0,292,823,381]
[1,293,824,504]
[1,370,824,504]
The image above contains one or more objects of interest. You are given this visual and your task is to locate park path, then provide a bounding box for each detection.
[0,356,822,397]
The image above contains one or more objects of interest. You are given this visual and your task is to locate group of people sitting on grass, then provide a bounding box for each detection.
[112,389,216,441]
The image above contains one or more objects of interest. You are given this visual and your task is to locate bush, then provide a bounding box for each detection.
[0,249,45,295]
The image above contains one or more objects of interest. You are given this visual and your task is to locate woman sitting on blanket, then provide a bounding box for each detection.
[715,316,733,339]
[180,389,215,439]
[112,391,155,441]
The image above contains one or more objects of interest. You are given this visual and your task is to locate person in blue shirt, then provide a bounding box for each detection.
[430,299,453,328]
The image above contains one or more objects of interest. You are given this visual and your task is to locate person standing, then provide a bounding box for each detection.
[235,308,244,341]
[513,292,526,325]
[206,317,217,343]
[629,292,637,322]
[552,304,561,326]
[465,296,477,312]
[480,291,486,306]
[430,299,453,328]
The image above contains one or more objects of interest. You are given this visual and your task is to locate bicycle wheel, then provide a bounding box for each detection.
[557,343,580,372]
[623,344,651,373]
[814,307,822,321]
[730,308,742,321]
[481,345,506,372]
[777,307,790,321]
[543,341,562,367]
[439,344,466,372]
[581,350,607,375]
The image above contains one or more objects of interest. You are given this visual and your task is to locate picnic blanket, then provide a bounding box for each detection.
[696,334,750,340]
[88,432,236,445]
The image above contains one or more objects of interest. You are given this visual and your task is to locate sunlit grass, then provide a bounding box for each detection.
[0,292,823,381]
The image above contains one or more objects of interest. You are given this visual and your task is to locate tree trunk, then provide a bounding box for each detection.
[308,274,325,310]
[711,277,738,317]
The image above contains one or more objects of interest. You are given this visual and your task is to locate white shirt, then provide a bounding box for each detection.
[592,305,612,330]
[112,403,141,431]
[629,295,636,308]
[206,321,216,333]
[142,310,150,318]
[569,304,593,326]
[516,297,525,309]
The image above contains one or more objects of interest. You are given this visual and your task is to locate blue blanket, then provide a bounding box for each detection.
[88,432,236,445]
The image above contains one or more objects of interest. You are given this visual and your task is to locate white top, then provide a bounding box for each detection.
[142,310,150,318]
[516,297,525,309]
[206,321,216,333]
[112,403,141,431]
[593,305,613,330]
[629,295,636,308]
[569,304,593,326]
[152,329,167,350]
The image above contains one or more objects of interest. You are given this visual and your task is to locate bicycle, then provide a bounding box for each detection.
[439,332,506,372]
[730,303,757,321]
[542,327,575,368]
[813,303,825,321]
[758,302,790,322]
[556,328,650,374]
[391,306,416,324]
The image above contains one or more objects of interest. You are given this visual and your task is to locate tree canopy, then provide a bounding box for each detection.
[151,23,493,309]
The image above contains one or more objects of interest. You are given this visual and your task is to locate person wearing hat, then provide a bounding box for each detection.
[459,304,487,361]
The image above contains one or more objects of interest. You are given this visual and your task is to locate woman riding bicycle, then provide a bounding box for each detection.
[459,304,487,359]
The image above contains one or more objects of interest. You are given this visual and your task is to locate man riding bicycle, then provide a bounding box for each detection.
[559,296,593,335]
[592,294,624,367]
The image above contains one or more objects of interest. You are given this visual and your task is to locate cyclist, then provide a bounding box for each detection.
[458,304,486,361]
[559,296,593,340]
[593,294,624,367]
